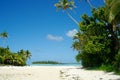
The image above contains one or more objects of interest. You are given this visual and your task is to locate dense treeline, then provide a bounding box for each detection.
[32,61,60,64]
[72,0,120,72]
[55,0,120,72]
[0,47,31,66]
[73,8,120,68]
[0,32,31,66]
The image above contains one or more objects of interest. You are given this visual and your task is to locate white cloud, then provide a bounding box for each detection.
[47,34,63,41]
[66,29,78,38]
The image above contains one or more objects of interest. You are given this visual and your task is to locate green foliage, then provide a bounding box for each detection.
[86,64,115,72]
[106,0,120,24]
[73,5,120,69]
[92,7,107,22]
[0,47,31,66]
[105,0,120,32]
[113,51,120,71]
[55,0,78,24]
[55,0,120,73]
[0,31,31,66]
[55,0,76,10]
[77,51,103,67]
[99,64,115,72]
[0,32,8,38]
[75,52,82,62]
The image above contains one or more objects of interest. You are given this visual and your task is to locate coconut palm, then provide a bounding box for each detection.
[85,0,94,8]
[105,0,120,31]
[15,54,26,66]
[55,0,76,10]
[0,32,8,38]
[18,49,31,62]
[25,50,31,61]
[0,32,8,47]
[78,0,94,8]
[104,0,120,55]
[55,0,78,25]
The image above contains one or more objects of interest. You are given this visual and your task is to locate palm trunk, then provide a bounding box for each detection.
[2,38,6,47]
[65,11,79,25]
[107,24,119,63]
[112,24,119,50]
[86,0,94,8]
[103,0,105,4]
[111,24,119,59]
[78,0,94,8]
[113,24,116,32]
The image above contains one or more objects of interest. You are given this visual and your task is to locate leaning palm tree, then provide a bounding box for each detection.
[84,0,94,8]
[55,0,79,25]
[105,0,120,31]
[104,0,120,59]
[55,0,96,25]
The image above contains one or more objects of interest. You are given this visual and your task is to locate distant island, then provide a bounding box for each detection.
[32,61,61,64]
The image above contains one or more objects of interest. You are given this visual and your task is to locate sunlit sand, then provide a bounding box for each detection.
[0,66,119,80]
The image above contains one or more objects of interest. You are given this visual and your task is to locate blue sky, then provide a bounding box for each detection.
[0,0,104,63]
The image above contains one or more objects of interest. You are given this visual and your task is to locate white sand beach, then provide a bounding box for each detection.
[0,66,119,80]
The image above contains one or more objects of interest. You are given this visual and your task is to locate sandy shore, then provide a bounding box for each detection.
[0,66,119,80]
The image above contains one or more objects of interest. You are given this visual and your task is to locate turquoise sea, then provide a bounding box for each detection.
[31,63,81,66]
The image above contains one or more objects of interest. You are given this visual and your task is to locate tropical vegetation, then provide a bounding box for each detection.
[0,32,31,66]
[55,0,120,72]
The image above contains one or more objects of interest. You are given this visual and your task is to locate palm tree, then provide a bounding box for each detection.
[55,0,96,25]
[85,0,94,8]
[0,32,8,38]
[78,0,94,8]
[105,0,120,31]
[0,32,8,47]
[104,0,120,55]
[0,55,6,64]
[25,50,31,60]
[55,0,79,25]
[18,49,31,62]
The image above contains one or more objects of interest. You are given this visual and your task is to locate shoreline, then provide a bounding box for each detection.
[0,66,119,80]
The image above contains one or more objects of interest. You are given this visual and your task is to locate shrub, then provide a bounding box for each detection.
[99,64,115,72]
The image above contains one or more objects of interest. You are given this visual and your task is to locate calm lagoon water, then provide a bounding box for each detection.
[31,63,81,66]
